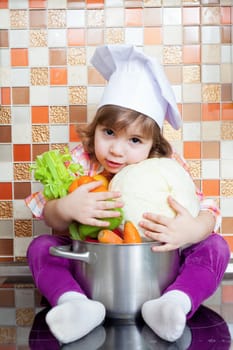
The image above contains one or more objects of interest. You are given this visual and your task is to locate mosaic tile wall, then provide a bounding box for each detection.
[0,0,232,262]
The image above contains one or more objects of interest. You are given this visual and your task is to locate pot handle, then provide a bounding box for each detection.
[50,245,96,264]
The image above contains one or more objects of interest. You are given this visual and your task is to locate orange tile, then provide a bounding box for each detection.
[13,144,31,162]
[221,7,231,25]
[183,141,201,159]
[67,29,85,46]
[50,68,67,85]
[86,0,104,8]
[29,0,47,8]
[0,0,8,9]
[87,28,104,46]
[0,239,13,256]
[144,28,162,45]
[0,182,12,200]
[202,179,220,196]
[1,87,11,105]
[222,285,233,303]
[183,7,200,25]
[12,87,29,105]
[222,236,233,253]
[222,103,233,120]
[125,8,143,27]
[31,106,49,123]
[222,218,233,234]
[202,103,220,121]
[183,45,200,64]
[88,66,105,85]
[11,48,28,67]
[70,124,81,142]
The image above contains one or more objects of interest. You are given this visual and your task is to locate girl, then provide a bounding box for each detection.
[26,45,230,344]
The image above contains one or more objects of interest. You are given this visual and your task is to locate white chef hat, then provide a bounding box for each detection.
[91,44,181,130]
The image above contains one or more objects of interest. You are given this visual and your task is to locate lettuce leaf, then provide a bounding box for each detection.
[30,148,84,200]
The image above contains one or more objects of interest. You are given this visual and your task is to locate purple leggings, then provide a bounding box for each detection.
[27,233,230,317]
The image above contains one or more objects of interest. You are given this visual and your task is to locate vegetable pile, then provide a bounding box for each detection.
[30,149,131,242]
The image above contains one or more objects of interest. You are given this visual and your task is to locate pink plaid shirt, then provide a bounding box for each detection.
[25,143,221,232]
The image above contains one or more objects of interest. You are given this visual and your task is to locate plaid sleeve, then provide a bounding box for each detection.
[25,191,47,219]
[172,149,221,232]
[25,143,103,219]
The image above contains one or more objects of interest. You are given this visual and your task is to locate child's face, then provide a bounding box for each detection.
[94,119,153,174]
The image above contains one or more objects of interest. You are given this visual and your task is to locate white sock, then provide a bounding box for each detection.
[141,290,191,342]
[45,292,106,344]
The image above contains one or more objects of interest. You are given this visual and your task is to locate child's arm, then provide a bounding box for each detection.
[139,196,216,252]
[43,180,123,231]
[139,149,220,252]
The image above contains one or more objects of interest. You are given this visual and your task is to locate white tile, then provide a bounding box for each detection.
[0,221,13,238]
[68,66,87,86]
[15,289,34,308]
[29,48,49,67]
[0,10,10,29]
[67,10,85,28]
[221,160,233,179]
[220,198,233,217]
[10,30,29,48]
[9,0,28,8]
[163,8,181,25]
[221,141,233,159]
[14,237,33,257]
[12,107,31,143]
[125,28,144,46]
[183,122,201,141]
[0,162,13,181]
[221,45,232,64]
[33,219,52,236]
[105,8,124,27]
[50,125,69,143]
[48,29,66,48]
[105,0,124,5]
[0,308,16,326]
[183,84,201,103]
[202,26,220,44]
[0,144,12,162]
[17,327,31,346]
[144,46,163,64]
[202,44,220,64]
[13,200,33,220]
[88,86,104,104]
[11,68,30,87]
[30,86,49,105]
[48,0,66,8]
[163,26,182,45]
[31,182,44,193]
[202,160,220,179]
[202,121,221,141]
[202,65,220,83]
[0,49,10,67]
[0,67,11,86]
[49,87,68,105]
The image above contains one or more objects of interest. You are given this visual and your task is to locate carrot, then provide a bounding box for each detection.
[98,229,123,244]
[68,178,79,193]
[123,221,142,244]
[69,175,108,193]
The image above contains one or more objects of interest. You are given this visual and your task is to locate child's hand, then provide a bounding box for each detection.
[139,196,214,252]
[58,180,123,228]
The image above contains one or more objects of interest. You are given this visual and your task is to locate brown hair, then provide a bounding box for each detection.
[77,105,172,162]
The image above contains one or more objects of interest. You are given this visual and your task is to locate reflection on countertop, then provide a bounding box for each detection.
[0,276,233,349]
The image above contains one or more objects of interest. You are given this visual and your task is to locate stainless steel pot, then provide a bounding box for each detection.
[50,241,179,319]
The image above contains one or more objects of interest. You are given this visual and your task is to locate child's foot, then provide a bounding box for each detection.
[141,290,191,342]
[46,293,106,344]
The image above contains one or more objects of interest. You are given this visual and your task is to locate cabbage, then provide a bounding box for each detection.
[109,158,200,238]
